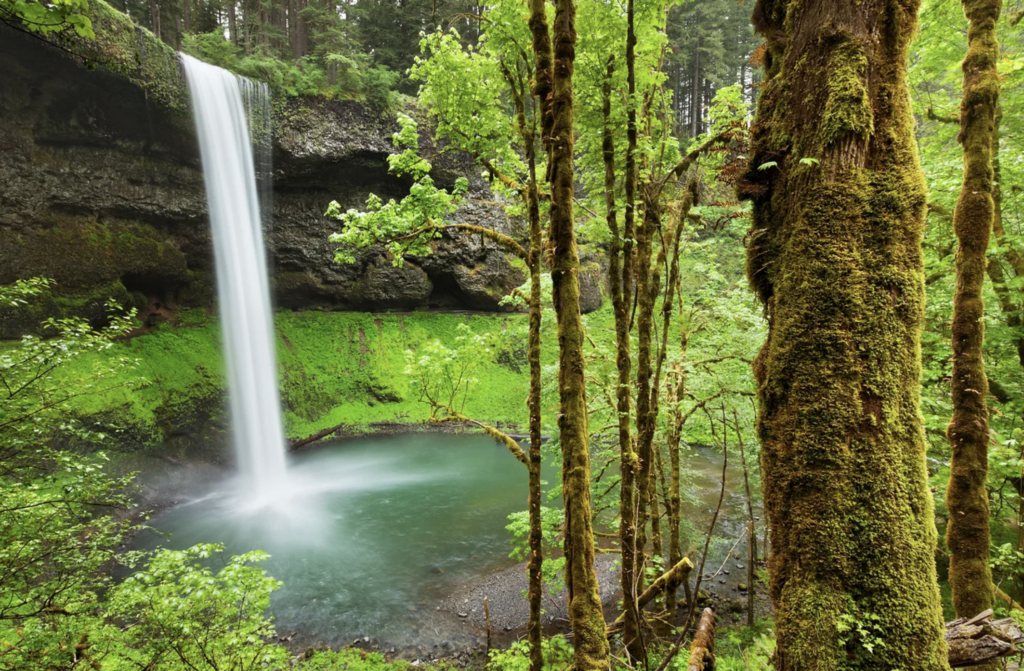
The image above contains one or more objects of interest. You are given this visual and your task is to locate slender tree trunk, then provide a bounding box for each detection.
[544,0,610,666]
[740,0,950,666]
[603,52,643,666]
[631,194,665,662]
[150,0,161,40]
[946,0,1001,623]
[228,1,238,45]
[620,0,644,659]
[984,111,1024,367]
[664,375,685,614]
[516,75,546,671]
[691,28,700,139]
[650,447,665,566]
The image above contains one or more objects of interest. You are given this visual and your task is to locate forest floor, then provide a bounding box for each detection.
[359,552,774,666]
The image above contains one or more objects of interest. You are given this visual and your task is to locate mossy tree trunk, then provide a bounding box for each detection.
[530,0,609,668]
[520,92,547,671]
[602,50,644,666]
[740,0,950,667]
[620,0,645,657]
[946,0,1001,624]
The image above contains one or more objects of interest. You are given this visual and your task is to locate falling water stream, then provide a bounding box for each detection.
[182,54,287,500]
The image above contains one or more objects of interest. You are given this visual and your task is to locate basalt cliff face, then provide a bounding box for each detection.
[0,17,606,339]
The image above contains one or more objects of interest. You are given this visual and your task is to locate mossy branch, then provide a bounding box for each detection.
[433,414,528,465]
[607,556,694,633]
[656,130,731,192]
[927,107,960,124]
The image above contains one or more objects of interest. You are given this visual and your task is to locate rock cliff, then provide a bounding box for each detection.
[0,7,601,338]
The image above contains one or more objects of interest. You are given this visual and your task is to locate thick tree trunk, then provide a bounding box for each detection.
[946,0,1001,625]
[740,0,950,668]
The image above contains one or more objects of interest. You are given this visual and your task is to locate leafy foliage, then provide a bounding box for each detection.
[0,282,290,671]
[182,30,399,106]
[506,507,566,593]
[327,114,469,265]
[104,544,287,671]
[0,0,93,38]
[403,323,493,418]
[487,635,573,671]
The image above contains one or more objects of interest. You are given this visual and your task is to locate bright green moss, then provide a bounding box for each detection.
[818,40,875,148]
[56,310,532,449]
[78,0,188,115]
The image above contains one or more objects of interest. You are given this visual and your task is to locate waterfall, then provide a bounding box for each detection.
[181,54,287,501]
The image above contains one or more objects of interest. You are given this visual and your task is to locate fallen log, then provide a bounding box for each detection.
[288,422,346,450]
[640,556,694,612]
[946,608,1024,668]
[606,556,694,635]
[687,608,715,671]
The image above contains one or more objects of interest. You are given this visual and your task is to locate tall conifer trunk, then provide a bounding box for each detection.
[946,0,1001,622]
[740,0,949,667]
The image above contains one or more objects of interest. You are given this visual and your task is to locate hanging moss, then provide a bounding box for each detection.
[739,0,950,668]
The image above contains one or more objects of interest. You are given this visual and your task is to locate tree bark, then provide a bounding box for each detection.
[513,65,546,671]
[687,608,716,671]
[150,0,161,41]
[983,111,1024,368]
[946,0,1001,625]
[620,0,644,658]
[740,0,950,667]
[544,0,610,666]
[228,1,238,45]
[946,609,1023,667]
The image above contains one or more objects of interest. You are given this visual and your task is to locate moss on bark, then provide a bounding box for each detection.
[533,0,610,665]
[946,0,1001,623]
[740,0,950,667]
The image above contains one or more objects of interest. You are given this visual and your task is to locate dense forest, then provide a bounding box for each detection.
[2,0,1024,669]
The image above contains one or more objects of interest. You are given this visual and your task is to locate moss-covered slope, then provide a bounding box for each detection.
[60,310,530,453]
